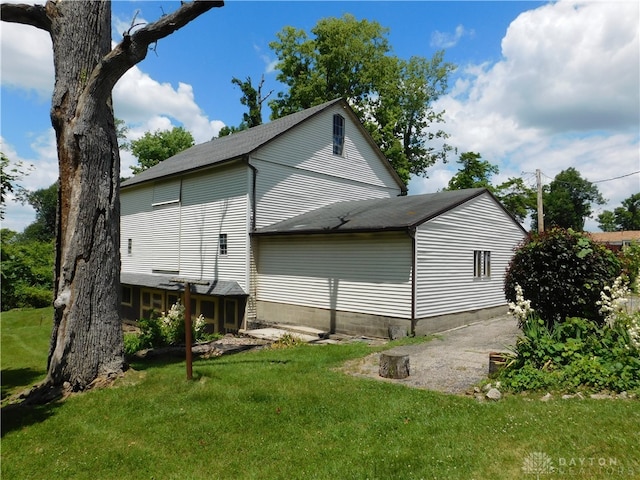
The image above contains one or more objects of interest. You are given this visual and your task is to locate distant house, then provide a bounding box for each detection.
[588,231,640,250]
[120,98,526,337]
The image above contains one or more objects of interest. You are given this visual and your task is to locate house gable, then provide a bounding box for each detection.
[251,102,405,227]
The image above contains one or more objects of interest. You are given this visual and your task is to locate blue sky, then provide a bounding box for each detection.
[1,0,639,232]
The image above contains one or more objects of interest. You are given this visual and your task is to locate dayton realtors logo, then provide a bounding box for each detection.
[522,451,633,477]
[522,452,555,478]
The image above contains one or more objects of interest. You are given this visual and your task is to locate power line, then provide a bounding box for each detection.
[538,170,639,186]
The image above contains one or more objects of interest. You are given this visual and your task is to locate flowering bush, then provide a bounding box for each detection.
[508,283,534,327]
[497,276,640,394]
[124,301,210,354]
[597,274,640,350]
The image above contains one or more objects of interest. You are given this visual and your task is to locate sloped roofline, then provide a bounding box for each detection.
[121,98,406,191]
[253,188,526,236]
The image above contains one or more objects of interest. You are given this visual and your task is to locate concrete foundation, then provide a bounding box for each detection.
[254,300,509,339]
[413,305,509,336]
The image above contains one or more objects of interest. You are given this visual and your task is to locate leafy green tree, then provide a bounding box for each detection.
[1,152,31,220]
[218,75,273,137]
[536,168,605,231]
[232,75,271,129]
[1,228,55,310]
[493,178,536,224]
[269,14,454,185]
[115,118,130,150]
[597,210,617,232]
[18,182,58,241]
[597,193,640,231]
[446,152,536,223]
[447,152,498,190]
[130,126,195,174]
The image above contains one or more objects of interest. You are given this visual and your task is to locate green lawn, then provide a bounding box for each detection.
[2,308,639,479]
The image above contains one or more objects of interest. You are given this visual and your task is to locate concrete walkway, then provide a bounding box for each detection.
[343,315,521,395]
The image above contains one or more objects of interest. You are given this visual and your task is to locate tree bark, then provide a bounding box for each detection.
[2,0,223,396]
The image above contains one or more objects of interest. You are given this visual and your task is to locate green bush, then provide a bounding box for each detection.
[505,228,620,327]
[618,240,640,291]
[123,333,142,355]
[125,302,210,353]
[497,315,640,394]
[1,230,54,310]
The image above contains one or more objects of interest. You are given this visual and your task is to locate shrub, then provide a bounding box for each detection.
[127,302,209,353]
[499,276,640,394]
[271,333,305,349]
[505,228,620,327]
[123,333,142,355]
[618,240,640,292]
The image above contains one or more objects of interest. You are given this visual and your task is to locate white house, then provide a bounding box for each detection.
[120,98,526,337]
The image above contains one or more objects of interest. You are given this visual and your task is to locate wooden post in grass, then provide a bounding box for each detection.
[171,278,210,381]
[184,282,193,380]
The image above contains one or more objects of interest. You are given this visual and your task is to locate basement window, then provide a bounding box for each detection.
[333,114,345,156]
[474,250,491,278]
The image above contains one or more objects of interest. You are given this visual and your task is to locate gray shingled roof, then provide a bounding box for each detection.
[253,188,490,235]
[122,99,345,188]
[121,272,246,296]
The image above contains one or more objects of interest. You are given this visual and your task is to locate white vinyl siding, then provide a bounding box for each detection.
[151,202,180,272]
[121,186,154,274]
[415,193,525,318]
[179,164,250,290]
[120,163,250,291]
[252,159,397,228]
[257,232,413,318]
[251,103,402,228]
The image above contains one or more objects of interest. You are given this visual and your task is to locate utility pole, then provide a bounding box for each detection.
[536,169,544,233]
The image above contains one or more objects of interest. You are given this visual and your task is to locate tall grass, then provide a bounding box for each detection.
[2,308,639,479]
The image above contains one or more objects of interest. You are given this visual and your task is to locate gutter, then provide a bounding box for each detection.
[244,155,257,232]
[408,226,417,335]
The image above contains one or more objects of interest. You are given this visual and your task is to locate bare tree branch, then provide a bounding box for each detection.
[92,0,223,96]
[0,2,52,32]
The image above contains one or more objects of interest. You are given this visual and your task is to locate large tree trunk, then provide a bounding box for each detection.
[47,2,124,390]
[1,0,223,398]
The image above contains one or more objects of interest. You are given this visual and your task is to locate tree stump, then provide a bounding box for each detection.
[379,352,410,379]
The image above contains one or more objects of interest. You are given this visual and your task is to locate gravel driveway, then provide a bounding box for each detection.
[343,315,521,395]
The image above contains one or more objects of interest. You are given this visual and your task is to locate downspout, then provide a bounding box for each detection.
[409,226,417,336]
[244,155,257,232]
[244,155,258,330]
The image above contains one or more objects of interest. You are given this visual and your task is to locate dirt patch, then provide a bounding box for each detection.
[342,315,520,395]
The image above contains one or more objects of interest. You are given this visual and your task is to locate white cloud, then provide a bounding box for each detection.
[413,0,640,232]
[431,24,472,49]
[113,67,224,143]
[0,21,53,97]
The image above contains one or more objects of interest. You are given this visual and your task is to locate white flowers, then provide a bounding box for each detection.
[159,301,208,343]
[597,275,630,328]
[597,273,640,350]
[195,314,206,335]
[508,284,534,326]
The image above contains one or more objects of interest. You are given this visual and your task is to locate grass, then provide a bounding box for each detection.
[2,308,639,479]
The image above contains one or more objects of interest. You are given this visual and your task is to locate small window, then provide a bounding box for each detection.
[127,238,132,255]
[483,251,491,277]
[219,233,228,256]
[474,250,491,278]
[474,250,482,278]
[333,114,345,156]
